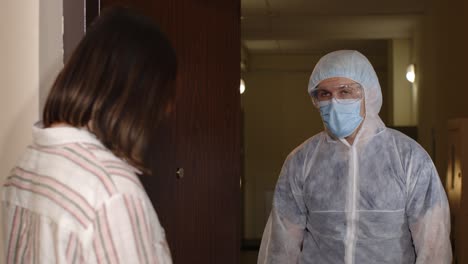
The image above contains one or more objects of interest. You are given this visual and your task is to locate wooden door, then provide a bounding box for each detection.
[88,0,241,263]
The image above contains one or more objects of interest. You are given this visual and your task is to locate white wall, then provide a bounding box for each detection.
[0,1,38,179]
[0,1,63,262]
[39,1,64,113]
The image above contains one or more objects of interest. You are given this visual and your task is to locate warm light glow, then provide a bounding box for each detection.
[240,79,246,94]
[406,64,415,83]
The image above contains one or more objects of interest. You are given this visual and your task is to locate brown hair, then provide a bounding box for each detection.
[43,7,177,173]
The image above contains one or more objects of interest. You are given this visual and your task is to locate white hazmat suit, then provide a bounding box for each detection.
[258,50,452,264]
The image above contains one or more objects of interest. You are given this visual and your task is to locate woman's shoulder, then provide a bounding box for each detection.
[79,143,146,196]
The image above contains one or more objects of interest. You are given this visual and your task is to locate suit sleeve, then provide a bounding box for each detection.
[258,153,307,264]
[406,151,452,264]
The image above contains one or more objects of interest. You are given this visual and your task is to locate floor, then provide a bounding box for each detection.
[240,250,258,264]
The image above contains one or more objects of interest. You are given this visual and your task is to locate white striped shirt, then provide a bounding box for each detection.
[1,123,172,264]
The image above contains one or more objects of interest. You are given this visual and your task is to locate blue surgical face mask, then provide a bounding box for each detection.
[319,99,363,138]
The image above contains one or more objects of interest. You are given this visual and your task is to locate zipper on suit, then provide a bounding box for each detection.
[345,145,358,264]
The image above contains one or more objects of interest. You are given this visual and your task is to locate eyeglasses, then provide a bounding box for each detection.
[311,83,363,106]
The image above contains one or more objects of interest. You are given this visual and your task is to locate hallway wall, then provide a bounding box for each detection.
[390,39,415,126]
[416,0,468,183]
[415,0,468,261]
[242,54,321,239]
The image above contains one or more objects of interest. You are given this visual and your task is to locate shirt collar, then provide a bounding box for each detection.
[32,121,104,148]
[32,122,143,174]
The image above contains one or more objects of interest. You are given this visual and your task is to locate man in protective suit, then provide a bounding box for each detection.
[258,50,452,264]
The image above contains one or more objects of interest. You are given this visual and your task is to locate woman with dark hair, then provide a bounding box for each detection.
[2,7,176,264]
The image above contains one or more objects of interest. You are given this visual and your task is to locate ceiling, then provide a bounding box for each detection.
[241,0,424,56]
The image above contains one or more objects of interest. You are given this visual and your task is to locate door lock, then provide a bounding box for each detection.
[176,168,184,179]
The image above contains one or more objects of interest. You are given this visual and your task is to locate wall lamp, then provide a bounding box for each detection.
[240,79,246,94]
[406,64,415,83]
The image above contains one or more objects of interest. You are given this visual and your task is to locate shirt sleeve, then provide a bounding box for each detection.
[258,153,307,264]
[406,151,452,264]
[89,193,172,264]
